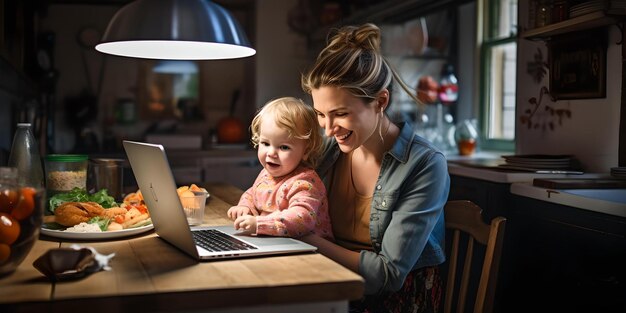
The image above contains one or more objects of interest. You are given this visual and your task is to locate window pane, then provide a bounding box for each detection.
[487,41,516,140]
[487,0,518,40]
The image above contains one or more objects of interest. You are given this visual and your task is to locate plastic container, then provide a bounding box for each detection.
[0,167,45,277]
[44,154,88,196]
[8,123,44,188]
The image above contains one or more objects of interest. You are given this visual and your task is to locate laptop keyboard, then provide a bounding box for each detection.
[192,229,258,252]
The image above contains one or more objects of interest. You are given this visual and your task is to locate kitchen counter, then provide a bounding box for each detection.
[510,182,626,218]
[446,152,605,183]
[446,152,625,218]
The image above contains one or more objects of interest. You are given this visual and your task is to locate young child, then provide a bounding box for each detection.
[227,97,333,240]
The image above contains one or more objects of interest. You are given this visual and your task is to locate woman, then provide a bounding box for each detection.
[300,23,450,312]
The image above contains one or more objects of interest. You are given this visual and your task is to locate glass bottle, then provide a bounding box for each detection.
[8,123,45,188]
[438,64,459,105]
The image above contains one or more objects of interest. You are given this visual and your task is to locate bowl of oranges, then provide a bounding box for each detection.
[0,169,45,277]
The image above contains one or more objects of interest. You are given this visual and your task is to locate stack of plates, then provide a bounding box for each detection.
[502,154,573,169]
[569,0,608,18]
[610,167,626,178]
[497,154,583,173]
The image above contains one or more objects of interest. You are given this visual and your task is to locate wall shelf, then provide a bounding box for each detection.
[522,10,624,40]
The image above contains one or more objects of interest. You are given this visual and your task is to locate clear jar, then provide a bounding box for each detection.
[44,154,88,195]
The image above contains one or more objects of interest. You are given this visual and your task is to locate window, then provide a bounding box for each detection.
[479,0,517,150]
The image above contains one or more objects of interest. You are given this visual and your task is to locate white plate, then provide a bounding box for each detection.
[41,224,154,240]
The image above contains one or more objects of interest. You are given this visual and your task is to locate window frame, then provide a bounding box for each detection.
[477,0,517,152]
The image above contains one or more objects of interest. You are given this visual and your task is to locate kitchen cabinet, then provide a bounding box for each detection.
[120,149,262,191]
[504,194,626,313]
[446,168,626,313]
[448,174,512,221]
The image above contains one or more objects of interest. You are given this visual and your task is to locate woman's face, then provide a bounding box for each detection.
[257,115,307,178]
[311,86,381,153]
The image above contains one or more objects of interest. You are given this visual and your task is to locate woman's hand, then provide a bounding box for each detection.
[234,215,257,234]
[227,205,258,220]
[299,234,360,273]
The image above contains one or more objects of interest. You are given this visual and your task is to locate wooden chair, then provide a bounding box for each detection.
[443,200,506,313]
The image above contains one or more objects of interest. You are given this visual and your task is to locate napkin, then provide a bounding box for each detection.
[33,245,115,281]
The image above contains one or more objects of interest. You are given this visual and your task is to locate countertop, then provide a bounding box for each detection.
[510,183,626,218]
[446,151,626,217]
[446,151,605,183]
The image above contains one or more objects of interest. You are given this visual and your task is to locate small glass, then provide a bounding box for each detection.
[180,191,208,226]
[454,120,479,156]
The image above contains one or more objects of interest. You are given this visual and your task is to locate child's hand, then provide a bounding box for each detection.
[234,215,257,235]
[227,206,258,220]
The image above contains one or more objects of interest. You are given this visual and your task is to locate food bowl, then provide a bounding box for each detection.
[0,187,45,277]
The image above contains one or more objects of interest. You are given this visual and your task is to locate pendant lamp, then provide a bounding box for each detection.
[95,0,256,60]
[153,60,199,74]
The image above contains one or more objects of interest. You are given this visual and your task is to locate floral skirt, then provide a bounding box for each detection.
[349,266,442,313]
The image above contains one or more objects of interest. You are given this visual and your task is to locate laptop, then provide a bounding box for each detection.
[123,140,317,260]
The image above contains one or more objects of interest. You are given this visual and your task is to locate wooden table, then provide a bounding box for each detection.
[0,183,364,313]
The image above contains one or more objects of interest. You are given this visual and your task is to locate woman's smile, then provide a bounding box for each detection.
[336,130,353,142]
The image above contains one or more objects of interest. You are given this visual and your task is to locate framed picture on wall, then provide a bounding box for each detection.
[548,29,607,100]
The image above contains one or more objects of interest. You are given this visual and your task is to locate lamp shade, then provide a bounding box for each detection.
[95,0,256,60]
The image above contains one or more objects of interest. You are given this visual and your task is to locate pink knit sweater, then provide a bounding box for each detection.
[237,165,334,240]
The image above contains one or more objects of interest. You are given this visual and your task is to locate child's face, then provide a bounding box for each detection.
[257,115,308,178]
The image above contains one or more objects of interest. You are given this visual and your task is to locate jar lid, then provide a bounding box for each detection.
[90,158,125,164]
[45,154,88,162]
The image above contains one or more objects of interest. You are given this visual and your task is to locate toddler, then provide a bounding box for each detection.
[227,97,333,240]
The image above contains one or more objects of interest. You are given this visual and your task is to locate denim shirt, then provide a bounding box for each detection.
[316,122,449,295]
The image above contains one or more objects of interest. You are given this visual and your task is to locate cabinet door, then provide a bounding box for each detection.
[505,195,626,313]
[448,175,511,221]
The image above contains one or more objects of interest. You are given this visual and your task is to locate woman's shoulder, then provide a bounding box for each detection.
[391,122,445,164]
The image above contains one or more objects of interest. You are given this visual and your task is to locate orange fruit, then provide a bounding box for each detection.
[11,187,36,221]
[0,189,19,214]
[0,243,10,263]
[0,213,20,245]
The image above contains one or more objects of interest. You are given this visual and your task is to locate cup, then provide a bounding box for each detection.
[88,158,124,201]
[180,191,208,225]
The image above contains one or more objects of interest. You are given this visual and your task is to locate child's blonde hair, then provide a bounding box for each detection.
[250,97,323,168]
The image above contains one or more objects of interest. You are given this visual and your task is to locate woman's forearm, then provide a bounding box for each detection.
[300,234,360,273]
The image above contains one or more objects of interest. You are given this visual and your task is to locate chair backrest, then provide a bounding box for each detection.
[443,200,506,313]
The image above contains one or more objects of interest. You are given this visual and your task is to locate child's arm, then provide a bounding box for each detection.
[255,177,325,237]
[228,173,262,220]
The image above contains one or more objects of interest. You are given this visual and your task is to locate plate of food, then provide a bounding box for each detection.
[42,188,154,240]
[40,222,154,240]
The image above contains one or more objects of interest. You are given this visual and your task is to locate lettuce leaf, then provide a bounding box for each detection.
[48,188,118,213]
[88,216,111,231]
